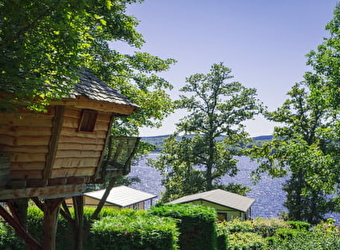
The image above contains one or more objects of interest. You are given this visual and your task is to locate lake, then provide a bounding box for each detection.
[128,153,340,222]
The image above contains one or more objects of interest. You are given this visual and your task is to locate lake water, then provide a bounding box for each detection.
[128,153,340,222]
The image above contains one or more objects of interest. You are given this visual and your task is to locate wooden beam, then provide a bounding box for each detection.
[0,184,85,201]
[94,114,114,181]
[42,198,64,250]
[0,204,41,250]
[44,106,65,180]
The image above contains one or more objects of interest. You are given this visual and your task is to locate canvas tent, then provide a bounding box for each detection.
[169,189,255,221]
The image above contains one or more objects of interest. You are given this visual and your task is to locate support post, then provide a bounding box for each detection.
[42,198,64,250]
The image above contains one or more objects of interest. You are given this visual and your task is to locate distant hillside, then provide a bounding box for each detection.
[142,134,273,152]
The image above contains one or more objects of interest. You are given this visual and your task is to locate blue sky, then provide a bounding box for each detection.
[115,0,338,137]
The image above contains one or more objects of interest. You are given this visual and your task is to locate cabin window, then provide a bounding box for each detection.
[79,109,98,132]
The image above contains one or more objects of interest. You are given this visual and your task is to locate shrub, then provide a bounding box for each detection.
[267,230,340,250]
[228,232,267,250]
[216,222,228,250]
[149,203,217,250]
[286,221,311,230]
[252,217,290,237]
[220,218,254,234]
[24,206,179,250]
[90,213,179,250]
[0,222,25,250]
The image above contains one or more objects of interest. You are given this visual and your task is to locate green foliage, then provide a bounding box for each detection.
[0,222,25,250]
[228,232,267,250]
[218,218,254,234]
[268,230,340,250]
[252,217,291,238]
[22,206,179,250]
[90,212,179,250]
[0,0,176,139]
[286,221,311,230]
[149,203,217,250]
[247,80,338,223]
[151,63,262,202]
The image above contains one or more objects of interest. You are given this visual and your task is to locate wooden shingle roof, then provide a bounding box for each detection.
[84,186,157,208]
[169,189,255,212]
[70,69,138,108]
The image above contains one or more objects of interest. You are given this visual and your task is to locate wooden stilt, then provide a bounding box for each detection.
[73,196,84,250]
[42,198,64,250]
[0,204,41,250]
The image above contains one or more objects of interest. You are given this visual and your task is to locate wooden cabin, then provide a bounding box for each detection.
[66,186,157,210]
[0,69,139,250]
[0,70,138,200]
[169,189,255,221]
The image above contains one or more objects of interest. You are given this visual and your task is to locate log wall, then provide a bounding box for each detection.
[0,107,54,181]
[51,107,111,179]
[0,105,112,183]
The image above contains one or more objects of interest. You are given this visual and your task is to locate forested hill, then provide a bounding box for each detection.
[142,134,273,152]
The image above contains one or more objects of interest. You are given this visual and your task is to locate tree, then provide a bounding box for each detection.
[0,0,176,135]
[248,80,339,223]
[151,63,263,202]
[0,1,176,249]
[307,3,340,109]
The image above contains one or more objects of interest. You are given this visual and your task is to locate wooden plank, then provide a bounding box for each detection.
[55,150,101,158]
[10,170,42,179]
[93,120,110,131]
[0,126,52,137]
[0,145,49,153]
[58,136,105,145]
[44,106,65,180]
[0,115,53,127]
[11,162,45,170]
[10,153,46,163]
[0,134,15,146]
[53,157,99,168]
[0,184,85,200]
[51,167,95,178]
[97,112,112,122]
[62,116,79,129]
[15,136,51,146]
[57,143,104,151]
[95,114,114,180]
[60,127,107,139]
[74,96,136,115]
[63,108,81,119]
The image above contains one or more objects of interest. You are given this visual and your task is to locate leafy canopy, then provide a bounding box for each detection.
[151,63,263,202]
[0,0,176,136]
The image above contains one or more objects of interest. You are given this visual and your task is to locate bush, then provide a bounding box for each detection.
[228,232,266,250]
[220,218,254,234]
[0,222,25,250]
[286,221,311,230]
[90,212,179,250]
[24,206,179,250]
[252,217,290,237]
[216,222,228,250]
[149,203,217,250]
[267,230,340,250]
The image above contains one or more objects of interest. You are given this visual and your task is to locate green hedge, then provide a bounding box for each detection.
[90,212,179,250]
[148,203,218,250]
[5,206,179,250]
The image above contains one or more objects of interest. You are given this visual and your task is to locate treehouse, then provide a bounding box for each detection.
[0,69,140,250]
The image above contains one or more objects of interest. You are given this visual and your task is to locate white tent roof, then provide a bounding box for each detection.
[84,186,157,207]
[169,189,255,212]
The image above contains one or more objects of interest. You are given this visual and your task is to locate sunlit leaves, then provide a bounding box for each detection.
[150,63,263,201]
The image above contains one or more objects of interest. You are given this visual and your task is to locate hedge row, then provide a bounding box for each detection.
[1,204,220,250]
[149,203,218,250]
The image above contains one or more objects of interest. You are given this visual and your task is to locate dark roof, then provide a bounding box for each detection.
[169,189,255,212]
[70,69,138,108]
